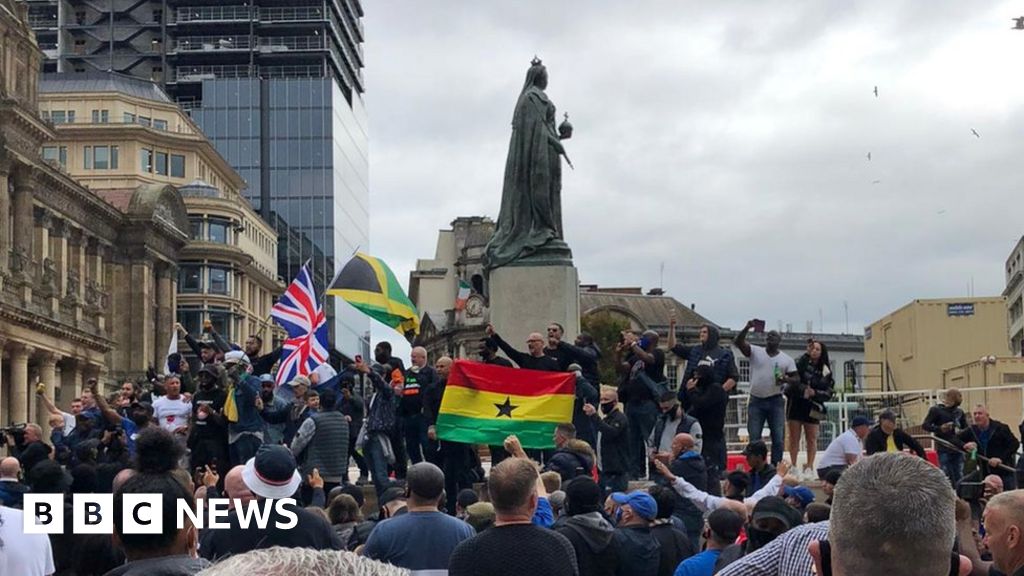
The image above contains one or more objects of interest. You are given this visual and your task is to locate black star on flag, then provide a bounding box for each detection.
[494,396,518,418]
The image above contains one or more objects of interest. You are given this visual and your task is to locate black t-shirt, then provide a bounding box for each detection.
[644,349,666,382]
[449,524,579,576]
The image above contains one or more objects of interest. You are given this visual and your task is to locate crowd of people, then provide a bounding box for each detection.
[2,318,1024,576]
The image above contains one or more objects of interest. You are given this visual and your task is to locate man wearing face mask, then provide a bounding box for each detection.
[609,490,662,576]
[188,365,228,476]
[585,387,630,495]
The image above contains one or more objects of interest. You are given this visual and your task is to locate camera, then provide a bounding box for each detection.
[0,423,27,447]
[956,481,984,501]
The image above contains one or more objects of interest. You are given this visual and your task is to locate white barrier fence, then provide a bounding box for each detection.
[725,385,1024,460]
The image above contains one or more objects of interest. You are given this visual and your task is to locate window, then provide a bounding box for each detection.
[208,266,229,295]
[208,307,231,341]
[110,146,119,169]
[188,218,203,240]
[41,110,50,121]
[124,112,136,123]
[50,110,66,124]
[91,109,109,123]
[84,146,93,169]
[86,145,117,170]
[155,152,168,175]
[42,146,67,168]
[178,265,202,293]
[138,116,152,127]
[170,154,185,178]
[153,119,168,131]
[207,219,228,244]
[140,148,152,172]
[177,309,203,336]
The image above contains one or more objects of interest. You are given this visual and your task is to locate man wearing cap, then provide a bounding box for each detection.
[865,410,927,458]
[782,485,814,513]
[742,440,777,496]
[815,416,870,480]
[260,374,314,445]
[674,508,745,576]
[200,445,341,560]
[222,351,265,467]
[611,490,661,576]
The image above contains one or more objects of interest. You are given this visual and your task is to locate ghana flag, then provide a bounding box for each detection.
[435,359,575,449]
[327,253,420,337]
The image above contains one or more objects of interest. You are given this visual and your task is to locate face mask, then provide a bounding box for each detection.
[260,390,274,403]
[601,402,616,413]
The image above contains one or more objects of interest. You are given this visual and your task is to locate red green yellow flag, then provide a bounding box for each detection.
[435,359,576,449]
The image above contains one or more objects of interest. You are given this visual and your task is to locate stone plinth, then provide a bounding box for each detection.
[489,262,580,353]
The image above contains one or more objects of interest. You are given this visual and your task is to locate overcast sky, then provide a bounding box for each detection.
[360,1,1024,351]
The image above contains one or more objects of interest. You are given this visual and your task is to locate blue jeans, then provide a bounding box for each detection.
[626,401,659,478]
[748,395,786,464]
[938,451,964,487]
[403,413,430,465]
[364,432,393,498]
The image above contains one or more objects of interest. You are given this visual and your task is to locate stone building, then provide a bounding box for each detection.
[0,0,188,425]
[37,71,284,350]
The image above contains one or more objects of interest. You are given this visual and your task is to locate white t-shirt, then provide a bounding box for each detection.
[817,429,863,469]
[0,506,55,576]
[747,345,797,398]
[60,412,76,436]
[152,396,192,433]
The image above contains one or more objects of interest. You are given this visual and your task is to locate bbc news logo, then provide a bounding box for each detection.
[22,494,299,534]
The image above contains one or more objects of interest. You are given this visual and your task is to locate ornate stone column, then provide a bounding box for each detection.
[10,169,35,302]
[59,357,82,410]
[35,351,57,428]
[9,344,32,424]
[0,157,11,278]
[154,262,176,368]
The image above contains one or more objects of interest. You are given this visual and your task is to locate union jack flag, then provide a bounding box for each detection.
[271,263,329,387]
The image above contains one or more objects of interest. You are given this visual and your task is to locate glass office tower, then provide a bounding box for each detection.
[27,0,371,355]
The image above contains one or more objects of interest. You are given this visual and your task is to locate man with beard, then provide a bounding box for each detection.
[188,364,229,476]
[244,334,283,377]
[258,374,289,445]
[90,380,153,457]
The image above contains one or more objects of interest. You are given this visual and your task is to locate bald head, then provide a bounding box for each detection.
[411,346,428,368]
[984,490,1024,574]
[435,356,453,379]
[407,462,445,504]
[0,457,21,479]
[527,332,545,356]
[671,433,695,456]
[224,465,252,507]
[112,468,137,493]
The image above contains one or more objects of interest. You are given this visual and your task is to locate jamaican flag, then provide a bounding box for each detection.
[436,360,575,449]
[327,253,420,337]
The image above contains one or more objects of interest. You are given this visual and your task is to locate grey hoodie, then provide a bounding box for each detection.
[562,511,615,552]
[102,555,210,576]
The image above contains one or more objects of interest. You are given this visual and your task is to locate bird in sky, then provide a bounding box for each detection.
[873,86,878,97]
[937,209,947,215]
[872,180,881,185]
[866,152,872,161]
[1013,16,1024,30]
[971,128,980,138]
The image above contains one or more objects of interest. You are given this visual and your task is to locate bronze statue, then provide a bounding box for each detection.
[484,57,574,270]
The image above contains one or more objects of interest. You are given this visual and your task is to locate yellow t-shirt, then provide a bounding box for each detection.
[886,433,898,453]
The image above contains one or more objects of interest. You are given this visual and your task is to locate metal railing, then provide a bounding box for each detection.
[726,385,1024,466]
[259,6,325,22]
[258,36,324,52]
[175,5,252,23]
[261,65,324,79]
[174,36,253,52]
[28,14,58,28]
[174,65,255,82]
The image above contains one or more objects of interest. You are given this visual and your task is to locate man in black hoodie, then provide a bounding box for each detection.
[555,477,620,576]
[585,388,630,495]
[610,490,661,576]
[679,364,729,496]
[647,484,695,576]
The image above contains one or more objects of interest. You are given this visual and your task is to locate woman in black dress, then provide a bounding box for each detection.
[786,340,834,480]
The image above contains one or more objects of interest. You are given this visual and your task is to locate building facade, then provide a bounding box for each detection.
[1,0,189,425]
[26,0,370,357]
[37,72,284,352]
[864,297,1011,392]
[1004,237,1024,356]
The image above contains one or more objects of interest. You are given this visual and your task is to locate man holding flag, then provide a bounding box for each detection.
[270,262,331,389]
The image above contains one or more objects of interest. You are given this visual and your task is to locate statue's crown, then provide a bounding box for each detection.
[530,55,543,66]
